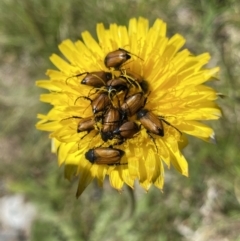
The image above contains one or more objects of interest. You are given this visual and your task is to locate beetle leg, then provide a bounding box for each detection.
[107,162,128,166]
[119,48,144,62]
[80,132,89,140]
[146,131,158,153]
[159,117,182,135]
[61,115,83,122]
[92,73,111,86]
[112,138,124,146]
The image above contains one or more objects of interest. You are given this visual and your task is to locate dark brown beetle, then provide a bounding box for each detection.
[121,92,147,117]
[81,71,112,87]
[100,106,122,142]
[91,77,129,103]
[77,92,111,114]
[137,109,164,136]
[101,106,121,133]
[101,121,140,142]
[77,116,95,133]
[106,77,129,95]
[136,109,164,152]
[66,71,111,86]
[61,115,96,140]
[137,109,181,137]
[124,70,149,93]
[123,70,144,84]
[113,121,140,139]
[91,92,111,114]
[104,48,132,69]
[85,147,125,165]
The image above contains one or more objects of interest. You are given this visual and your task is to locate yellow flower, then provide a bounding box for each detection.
[36,17,221,197]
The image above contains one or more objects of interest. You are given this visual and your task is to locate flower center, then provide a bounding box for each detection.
[70,48,180,165]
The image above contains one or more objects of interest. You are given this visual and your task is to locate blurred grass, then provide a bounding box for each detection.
[0,0,240,240]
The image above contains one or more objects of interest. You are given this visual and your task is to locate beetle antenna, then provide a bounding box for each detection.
[119,48,144,62]
[74,95,91,105]
[74,96,92,115]
[65,72,88,85]
[121,70,142,90]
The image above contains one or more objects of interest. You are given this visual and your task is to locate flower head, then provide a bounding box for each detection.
[36,17,221,197]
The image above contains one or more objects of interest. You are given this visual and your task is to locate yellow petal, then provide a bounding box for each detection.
[109,169,124,191]
[76,161,94,197]
[50,54,72,73]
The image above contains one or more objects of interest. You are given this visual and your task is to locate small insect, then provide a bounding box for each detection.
[101,106,121,134]
[77,116,95,133]
[121,92,147,117]
[121,70,149,93]
[123,70,144,84]
[66,71,112,86]
[137,109,164,136]
[126,70,149,92]
[104,48,132,69]
[101,121,140,142]
[137,109,181,137]
[81,77,128,106]
[85,147,125,165]
[137,109,181,152]
[91,92,112,114]
[86,77,129,105]
[113,121,140,139]
[106,77,129,95]
[61,115,97,140]
[75,92,111,115]
[80,71,112,87]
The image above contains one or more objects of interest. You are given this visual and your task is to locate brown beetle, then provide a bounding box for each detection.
[85,147,125,165]
[91,92,111,114]
[104,48,132,69]
[126,70,149,93]
[137,109,164,136]
[77,92,111,114]
[66,71,111,86]
[77,116,95,133]
[121,70,149,93]
[113,121,140,139]
[101,121,140,142]
[137,109,181,136]
[123,70,144,84]
[106,77,129,95]
[100,106,122,142]
[121,92,147,117]
[89,77,129,103]
[81,71,112,87]
[61,115,96,140]
[113,121,140,138]
[101,106,121,133]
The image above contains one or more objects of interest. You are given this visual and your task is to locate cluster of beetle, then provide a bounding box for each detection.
[69,48,180,166]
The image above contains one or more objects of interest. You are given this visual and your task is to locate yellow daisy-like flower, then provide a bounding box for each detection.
[36,17,221,197]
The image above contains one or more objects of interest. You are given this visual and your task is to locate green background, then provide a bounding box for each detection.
[0,0,239,240]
